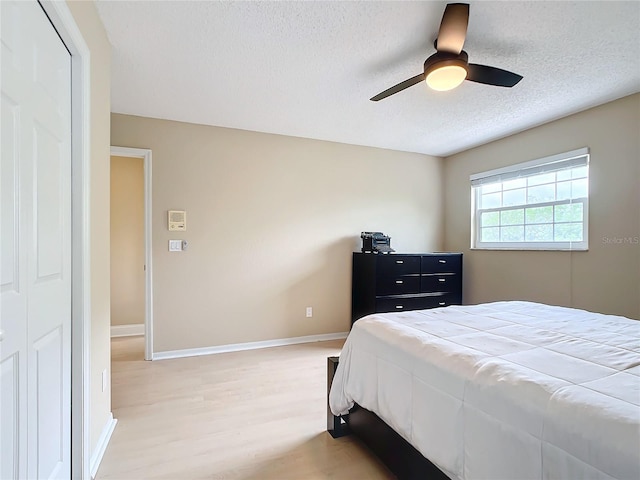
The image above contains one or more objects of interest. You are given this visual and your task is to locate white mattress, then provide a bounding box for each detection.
[329,301,640,480]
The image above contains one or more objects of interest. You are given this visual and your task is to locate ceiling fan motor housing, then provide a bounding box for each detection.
[424,50,469,76]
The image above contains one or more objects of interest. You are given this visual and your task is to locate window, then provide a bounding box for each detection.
[471,148,589,250]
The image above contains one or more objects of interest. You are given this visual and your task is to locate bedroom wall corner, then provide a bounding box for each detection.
[443,93,640,319]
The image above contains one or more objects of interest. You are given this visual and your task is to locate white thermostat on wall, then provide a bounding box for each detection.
[168,210,186,231]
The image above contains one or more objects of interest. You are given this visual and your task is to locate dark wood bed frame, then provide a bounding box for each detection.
[327,357,450,480]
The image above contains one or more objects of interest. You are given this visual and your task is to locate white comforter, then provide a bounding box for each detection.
[329,301,640,480]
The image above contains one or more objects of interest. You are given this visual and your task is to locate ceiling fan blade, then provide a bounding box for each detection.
[370,73,425,101]
[436,3,469,54]
[466,64,523,87]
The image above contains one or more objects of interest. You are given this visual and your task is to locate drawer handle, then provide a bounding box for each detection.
[438,278,446,282]
[438,259,446,264]
[396,260,404,264]
[439,302,446,306]
[395,280,403,284]
[395,305,404,309]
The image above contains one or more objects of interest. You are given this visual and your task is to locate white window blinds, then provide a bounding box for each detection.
[470,148,590,251]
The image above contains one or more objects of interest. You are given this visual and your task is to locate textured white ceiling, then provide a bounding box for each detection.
[96,1,640,157]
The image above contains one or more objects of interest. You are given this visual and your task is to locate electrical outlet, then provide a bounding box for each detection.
[102,369,107,393]
[306,307,313,318]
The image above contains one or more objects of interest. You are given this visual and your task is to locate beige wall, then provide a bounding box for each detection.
[110,156,145,326]
[66,0,112,457]
[443,94,640,319]
[111,114,443,352]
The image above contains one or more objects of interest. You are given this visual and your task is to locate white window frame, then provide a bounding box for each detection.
[470,148,590,251]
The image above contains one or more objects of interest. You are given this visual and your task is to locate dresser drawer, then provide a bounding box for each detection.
[421,254,462,274]
[420,274,460,293]
[376,275,420,295]
[377,255,421,277]
[426,293,458,308]
[376,294,454,313]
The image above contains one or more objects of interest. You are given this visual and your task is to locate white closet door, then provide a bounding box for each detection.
[1,1,72,478]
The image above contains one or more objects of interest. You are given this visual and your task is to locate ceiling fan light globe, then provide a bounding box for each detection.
[426,64,467,91]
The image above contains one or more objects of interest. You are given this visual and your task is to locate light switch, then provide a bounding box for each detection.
[169,239,182,252]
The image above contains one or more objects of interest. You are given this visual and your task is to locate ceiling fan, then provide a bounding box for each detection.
[371,3,523,101]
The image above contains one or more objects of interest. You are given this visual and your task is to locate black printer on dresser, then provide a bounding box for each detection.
[351,252,462,324]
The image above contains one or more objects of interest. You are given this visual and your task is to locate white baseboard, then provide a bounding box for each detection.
[110,323,144,337]
[90,413,117,479]
[152,331,348,361]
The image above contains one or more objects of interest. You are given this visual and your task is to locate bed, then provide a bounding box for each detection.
[328,301,640,480]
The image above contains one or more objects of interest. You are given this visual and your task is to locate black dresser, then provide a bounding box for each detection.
[351,252,463,324]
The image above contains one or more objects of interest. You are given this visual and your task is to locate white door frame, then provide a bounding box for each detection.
[110,146,154,361]
[37,1,91,478]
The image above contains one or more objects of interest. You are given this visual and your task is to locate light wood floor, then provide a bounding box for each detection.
[97,336,393,479]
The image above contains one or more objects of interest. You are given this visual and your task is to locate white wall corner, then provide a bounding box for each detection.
[110,323,145,337]
[90,413,117,479]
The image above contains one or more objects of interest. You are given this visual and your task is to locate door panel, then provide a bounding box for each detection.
[0,354,19,479]
[34,123,64,280]
[34,327,64,478]
[1,94,20,294]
